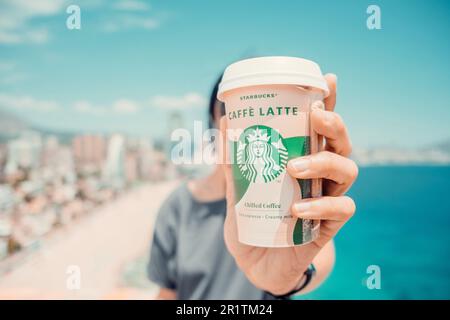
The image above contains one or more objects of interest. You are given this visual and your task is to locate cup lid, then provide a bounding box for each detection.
[217,56,329,101]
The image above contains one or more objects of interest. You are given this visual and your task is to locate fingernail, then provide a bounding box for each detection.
[327,73,338,83]
[290,158,310,171]
[311,101,325,111]
[293,201,311,213]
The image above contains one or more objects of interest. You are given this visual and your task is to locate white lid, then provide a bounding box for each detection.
[217,56,329,101]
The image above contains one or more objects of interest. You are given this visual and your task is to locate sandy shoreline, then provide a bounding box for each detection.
[0,181,177,299]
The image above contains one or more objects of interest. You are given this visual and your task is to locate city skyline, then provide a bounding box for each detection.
[0,0,449,149]
[0,126,171,261]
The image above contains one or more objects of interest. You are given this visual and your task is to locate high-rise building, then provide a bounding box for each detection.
[42,136,75,176]
[137,138,155,180]
[0,184,15,216]
[42,135,59,168]
[125,152,138,183]
[0,144,6,180]
[72,135,106,170]
[103,134,125,189]
[5,131,43,175]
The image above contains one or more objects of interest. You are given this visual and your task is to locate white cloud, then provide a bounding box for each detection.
[0,28,50,45]
[0,60,29,85]
[0,0,161,43]
[74,99,139,116]
[26,28,50,44]
[112,99,139,114]
[0,0,64,44]
[0,29,50,45]
[73,101,107,116]
[102,15,159,32]
[150,92,207,110]
[100,1,160,32]
[0,93,59,112]
[113,0,150,11]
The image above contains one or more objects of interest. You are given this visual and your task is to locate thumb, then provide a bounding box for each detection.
[323,73,337,111]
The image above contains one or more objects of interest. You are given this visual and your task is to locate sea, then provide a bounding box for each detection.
[299,166,450,300]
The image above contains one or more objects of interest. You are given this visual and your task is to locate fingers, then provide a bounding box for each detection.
[311,106,352,157]
[287,151,358,186]
[323,73,337,111]
[291,196,356,222]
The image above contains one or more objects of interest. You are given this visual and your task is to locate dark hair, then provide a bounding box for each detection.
[208,74,225,129]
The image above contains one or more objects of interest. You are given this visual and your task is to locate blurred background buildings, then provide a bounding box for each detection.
[0,117,183,263]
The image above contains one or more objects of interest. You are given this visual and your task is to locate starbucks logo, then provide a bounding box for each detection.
[237,125,288,183]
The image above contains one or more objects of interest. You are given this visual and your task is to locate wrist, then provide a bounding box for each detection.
[266,264,316,298]
[258,245,321,295]
[266,274,305,296]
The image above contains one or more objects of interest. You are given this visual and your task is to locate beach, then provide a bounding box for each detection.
[0,181,177,299]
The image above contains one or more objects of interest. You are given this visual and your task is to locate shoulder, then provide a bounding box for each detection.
[161,182,192,208]
[156,182,193,222]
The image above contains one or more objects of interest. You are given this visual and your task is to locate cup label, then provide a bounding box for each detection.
[224,85,322,247]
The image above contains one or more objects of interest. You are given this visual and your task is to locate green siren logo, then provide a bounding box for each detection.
[237,125,288,183]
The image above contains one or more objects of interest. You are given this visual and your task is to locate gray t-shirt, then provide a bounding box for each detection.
[147,183,275,300]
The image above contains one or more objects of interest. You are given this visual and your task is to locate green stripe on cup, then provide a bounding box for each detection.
[285,136,311,245]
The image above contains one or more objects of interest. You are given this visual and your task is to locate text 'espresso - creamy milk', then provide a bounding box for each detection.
[218,56,329,247]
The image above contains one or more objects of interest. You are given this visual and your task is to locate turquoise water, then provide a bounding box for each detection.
[300,166,450,300]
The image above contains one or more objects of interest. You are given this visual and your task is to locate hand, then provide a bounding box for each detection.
[221,74,358,295]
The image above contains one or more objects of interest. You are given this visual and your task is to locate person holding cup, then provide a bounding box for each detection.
[147,57,358,299]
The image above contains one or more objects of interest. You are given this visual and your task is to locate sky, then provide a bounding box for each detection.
[0,0,449,148]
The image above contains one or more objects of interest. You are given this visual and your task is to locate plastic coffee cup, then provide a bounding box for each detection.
[217,56,329,247]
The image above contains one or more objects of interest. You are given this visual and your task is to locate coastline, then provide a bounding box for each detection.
[0,181,177,299]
